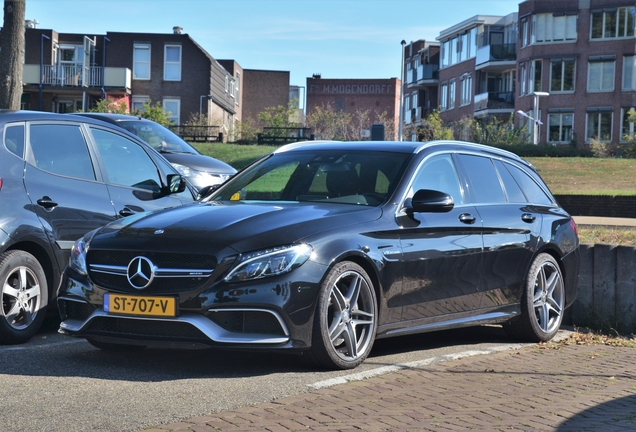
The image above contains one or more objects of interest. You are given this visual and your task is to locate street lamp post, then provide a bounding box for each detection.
[532,91,549,145]
[39,33,51,111]
[399,40,406,141]
[199,94,213,116]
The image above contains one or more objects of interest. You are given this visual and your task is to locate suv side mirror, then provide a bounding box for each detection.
[409,189,454,213]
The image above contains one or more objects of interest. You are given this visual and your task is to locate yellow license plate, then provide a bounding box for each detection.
[104,293,177,317]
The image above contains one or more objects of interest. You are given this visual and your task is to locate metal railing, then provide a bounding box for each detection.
[257,127,313,145]
[40,64,103,87]
[168,125,223,142]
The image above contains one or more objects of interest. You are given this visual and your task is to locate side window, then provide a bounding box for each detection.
[91,128,162,192]
[457,154,506,204]
[411,154,463,205]
[5,125,25,157]
[504,163,553,205]
[493,160,526,203]
[29,124,95,181]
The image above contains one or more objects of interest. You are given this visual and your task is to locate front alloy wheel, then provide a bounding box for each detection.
[307,262,377,370]
[0,250,48,344]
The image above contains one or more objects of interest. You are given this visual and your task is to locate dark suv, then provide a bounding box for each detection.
[0,110,195,344]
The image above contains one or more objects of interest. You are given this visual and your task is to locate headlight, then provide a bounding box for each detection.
[68,229,98,275]
[224,244,313,283]
[171,163,196,178]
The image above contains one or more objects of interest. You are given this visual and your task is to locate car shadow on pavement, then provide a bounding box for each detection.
[556,394,636,430]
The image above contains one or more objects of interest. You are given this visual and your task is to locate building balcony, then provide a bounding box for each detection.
[475,43,517,72]
[474,91,514,114]
[407,64,439,89]
[23,64,131,92]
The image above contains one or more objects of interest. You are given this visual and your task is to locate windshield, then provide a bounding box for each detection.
[119,121,198,154]
[210,150,411,206]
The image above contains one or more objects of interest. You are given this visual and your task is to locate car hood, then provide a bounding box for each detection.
[91,202,382,255]
[162,153,237,174]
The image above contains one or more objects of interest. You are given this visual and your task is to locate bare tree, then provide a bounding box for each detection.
[0,0,25,110]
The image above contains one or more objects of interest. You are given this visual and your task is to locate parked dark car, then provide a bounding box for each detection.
[74,113,236,190]
[57,140,580,369]
[0,110,195,344]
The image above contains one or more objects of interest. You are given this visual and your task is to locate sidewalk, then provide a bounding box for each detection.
[145,332,636,432]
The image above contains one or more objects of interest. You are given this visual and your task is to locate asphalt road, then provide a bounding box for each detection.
[2,317,535,432]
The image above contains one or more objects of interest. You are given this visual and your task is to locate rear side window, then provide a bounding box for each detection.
[29,124,95,181]
[457,154,506,204]
[493,160,526,203]
[5,125,25,157]
[504,163,553,205]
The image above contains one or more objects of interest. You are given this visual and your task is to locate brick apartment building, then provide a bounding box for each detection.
[306,76,401,140]
[417,0,636,147]
[18,25,290,139]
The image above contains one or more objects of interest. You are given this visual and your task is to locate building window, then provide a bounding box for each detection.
[591,7,635,39]
[133,44,150,80]
[586,109,613,142]
[587,57,615,92]
[520,63,527,96]
[235,72,240,104]
[230,80,235,99]
[621,108,636,140]
[521,18,529,48]
[550,59,575,92]
[623,55,636,90]
[460,74,472,106]
[548,112,573,143]
[162,98,180,125]
[131,96,149,112]
[225,75,229,93]
[448,79,456,110]
[529,60,542,94]
[532,13,577,43]
[440,82,448,111]
[164,45,181,81]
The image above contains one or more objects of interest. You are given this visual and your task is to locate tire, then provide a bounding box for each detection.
[306,261,377,370]
[86,338,146,351]
[0,250,48,344]
[505,253,565,342]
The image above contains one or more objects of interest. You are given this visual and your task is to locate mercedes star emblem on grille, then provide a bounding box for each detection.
[127,256,155,289]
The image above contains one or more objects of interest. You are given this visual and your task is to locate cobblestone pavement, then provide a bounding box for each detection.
[144,340,636,431]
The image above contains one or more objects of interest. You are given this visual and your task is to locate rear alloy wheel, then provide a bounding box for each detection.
[0,250,48,344]
[307,262,377,370]
[506,253,565,342]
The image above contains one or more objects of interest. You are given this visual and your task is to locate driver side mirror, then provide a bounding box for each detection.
[166,174,187,194]
[408,189,454,213]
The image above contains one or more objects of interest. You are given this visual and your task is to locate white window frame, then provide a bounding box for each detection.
[163,44,182,81]
[548,112,574,143]
[448,79,456,110]
[133,43,151,80]
[623,55,636,90]
[460,74,472,107]
[550,59,576,93]
[591,7,636,40]
[440,82,448,111]
[162,98,180,125]
[235,72,240,105]
[586,110,613,142]
[587,59,615,93]
[520,63,527,96]
[621,107,636,141]
[532,13,577,44]
[131,96,149,113]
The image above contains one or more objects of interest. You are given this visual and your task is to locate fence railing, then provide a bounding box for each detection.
[168,125,223,142]
[257,127,314,145]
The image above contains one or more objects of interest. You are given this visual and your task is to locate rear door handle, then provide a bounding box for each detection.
[119,204,145,217]
[459,213,477,224]
[36,196,58,210]
[521,213,536,223]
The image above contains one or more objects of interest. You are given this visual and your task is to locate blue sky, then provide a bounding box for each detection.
[26,0,518,87]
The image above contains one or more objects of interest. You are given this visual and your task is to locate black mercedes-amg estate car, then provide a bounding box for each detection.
[58,140,580,370]
[0,110,194,344]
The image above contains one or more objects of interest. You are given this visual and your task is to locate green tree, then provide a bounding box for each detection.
[305,103,351,140]
[0,0,26,109]
[418,110,454,141]
[133,99,172,126]
[469,114,528,146]
[258,100,299,129]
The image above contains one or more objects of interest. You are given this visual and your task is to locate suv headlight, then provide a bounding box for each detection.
[224,244,313,283]
[69,229,98,275]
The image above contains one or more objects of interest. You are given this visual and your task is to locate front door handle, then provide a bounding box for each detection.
[37,196,58,210]
[521,213,537,223]
[459,213,477,224]
[119,204,145,217]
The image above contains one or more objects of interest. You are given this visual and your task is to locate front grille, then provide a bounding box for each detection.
[83,316,209,342]
[88,250,215,269]
[87,249,215,293]
[207,310,286,336]
[89,272,207,293]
